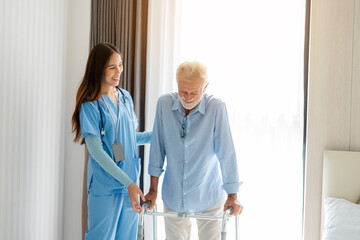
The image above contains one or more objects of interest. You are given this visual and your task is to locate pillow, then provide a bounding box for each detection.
[322,197,360,240]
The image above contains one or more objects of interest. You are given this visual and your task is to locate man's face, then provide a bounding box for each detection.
[178,77,208,110]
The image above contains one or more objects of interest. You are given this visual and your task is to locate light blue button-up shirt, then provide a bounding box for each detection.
[148,92,241,213]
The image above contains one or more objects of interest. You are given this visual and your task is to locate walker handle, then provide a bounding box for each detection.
[226,206,234,215]
[142,201,152,210]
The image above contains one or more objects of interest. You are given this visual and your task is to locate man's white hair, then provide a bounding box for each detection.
[176,61,208,84]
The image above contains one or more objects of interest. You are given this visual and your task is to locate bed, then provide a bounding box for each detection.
[321,150,360,240]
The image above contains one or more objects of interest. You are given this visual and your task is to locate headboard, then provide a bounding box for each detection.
[321,150,360,235]
[322,150,360,203]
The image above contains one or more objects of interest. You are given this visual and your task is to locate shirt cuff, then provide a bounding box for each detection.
[136,131,152,145]
[148,165,164,177]
[222,181,243,194]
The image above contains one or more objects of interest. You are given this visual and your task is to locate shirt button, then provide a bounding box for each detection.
[185,145,188,147]
[184,192,186,195]
[185,161,188,163]
[184,176,187,179]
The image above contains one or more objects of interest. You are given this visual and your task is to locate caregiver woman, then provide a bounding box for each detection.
[72,43,151,240]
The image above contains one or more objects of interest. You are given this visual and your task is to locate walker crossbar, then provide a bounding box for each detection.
[137,201,239,240]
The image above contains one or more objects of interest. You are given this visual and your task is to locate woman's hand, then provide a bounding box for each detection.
[127,182,145,213]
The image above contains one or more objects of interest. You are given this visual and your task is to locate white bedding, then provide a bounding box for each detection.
[322,197,360,240]
[321,150,360,240]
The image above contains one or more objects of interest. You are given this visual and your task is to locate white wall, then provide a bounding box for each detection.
[303,0,360,239]
[63,0,91,239]
[0,0,67,239]
[0,0,90,239]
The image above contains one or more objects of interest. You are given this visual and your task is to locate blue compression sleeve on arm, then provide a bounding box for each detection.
[85,134,133,187]
[136,131,152,145]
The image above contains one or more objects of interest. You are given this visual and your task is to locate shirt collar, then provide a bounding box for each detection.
[171,93,206,115]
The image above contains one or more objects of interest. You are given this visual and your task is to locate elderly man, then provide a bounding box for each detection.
[145,61,243,240]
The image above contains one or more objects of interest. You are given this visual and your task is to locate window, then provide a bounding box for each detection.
[145,0,305,239]
[177,0,305,239]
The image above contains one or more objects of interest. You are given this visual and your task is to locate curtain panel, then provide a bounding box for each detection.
[82,0,148,237]
[90,0,148,133]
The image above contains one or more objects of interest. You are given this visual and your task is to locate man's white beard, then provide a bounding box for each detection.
[179,95,202,110]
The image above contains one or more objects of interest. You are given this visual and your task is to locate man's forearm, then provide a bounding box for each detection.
[149,176,159,193]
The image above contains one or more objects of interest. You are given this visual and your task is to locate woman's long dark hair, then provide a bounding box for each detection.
[72,43,122,143]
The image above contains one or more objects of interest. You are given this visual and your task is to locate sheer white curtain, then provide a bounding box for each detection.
[144,0,182,238]
[145,0,305,239]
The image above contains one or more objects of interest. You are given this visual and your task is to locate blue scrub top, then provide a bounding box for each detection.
[80,88,140,195]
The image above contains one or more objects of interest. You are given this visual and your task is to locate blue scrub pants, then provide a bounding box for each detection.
[85,191,139,240]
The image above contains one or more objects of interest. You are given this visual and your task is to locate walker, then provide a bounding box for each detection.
[137,201,239,240]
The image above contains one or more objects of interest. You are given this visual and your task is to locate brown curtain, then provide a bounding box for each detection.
[82,0,148,238]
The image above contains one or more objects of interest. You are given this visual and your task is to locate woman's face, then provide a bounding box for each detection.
[103,52,123,88]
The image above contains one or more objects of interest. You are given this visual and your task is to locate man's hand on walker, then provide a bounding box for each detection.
[224,193,243,216]
[144,190,157,211]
